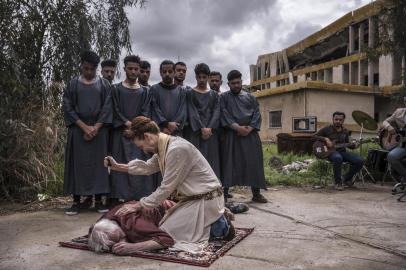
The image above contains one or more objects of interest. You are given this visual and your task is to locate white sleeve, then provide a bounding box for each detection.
[128,154,160,176]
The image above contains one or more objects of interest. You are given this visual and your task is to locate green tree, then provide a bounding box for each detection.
[0,0,145,200]
[367,0,406,98]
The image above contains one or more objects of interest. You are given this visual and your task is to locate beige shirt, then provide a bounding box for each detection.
[383,108,406,131]
[128,136,224,253]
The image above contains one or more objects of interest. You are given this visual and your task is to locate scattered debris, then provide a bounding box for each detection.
[282,159,315,173]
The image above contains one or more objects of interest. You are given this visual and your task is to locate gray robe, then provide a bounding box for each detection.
[220,90,266,188]
[63,76,112,195]
[110,83,159,200]
[149,83,187,136]
[184,89,221,178]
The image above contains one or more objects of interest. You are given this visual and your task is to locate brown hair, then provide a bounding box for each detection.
[123,116,160,140]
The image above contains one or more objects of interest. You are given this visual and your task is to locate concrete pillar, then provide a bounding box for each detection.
[349,25,355,54]
[333,65,344,84]
[359,23,365,51]
[368,17,375,48]
[249,65,256,84]
[358,60,363,85]
[368,60,374,86]
[324,69,333,83]
[379,54,394,87]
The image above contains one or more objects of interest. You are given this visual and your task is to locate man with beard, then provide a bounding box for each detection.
[110,55,159,203]
[174,61,187,87]
[209,71,223,95]
[138,60,151,88]
[63,50,112,215]
[220,70,267,203]
[149,60,187,137]
[101,59,117,84]
[314,112,363,190]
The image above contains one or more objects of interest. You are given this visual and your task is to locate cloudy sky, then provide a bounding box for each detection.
[122,0,372,89]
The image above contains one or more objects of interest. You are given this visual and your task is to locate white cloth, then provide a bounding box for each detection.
[128,136,224,253]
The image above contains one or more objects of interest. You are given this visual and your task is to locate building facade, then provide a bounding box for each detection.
[249,0,403,141]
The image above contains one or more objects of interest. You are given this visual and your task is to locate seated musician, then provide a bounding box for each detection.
[384,95,406,179]
[314,112,363,190]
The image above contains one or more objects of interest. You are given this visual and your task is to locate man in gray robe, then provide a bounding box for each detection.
[184,63,220,179]
[63,50,113,215]
[110,55,158,202]
[149,60,187,137]
[220,70,268,203]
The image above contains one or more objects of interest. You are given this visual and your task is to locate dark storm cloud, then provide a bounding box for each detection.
[129,0,275,59]
[119,0,371,87]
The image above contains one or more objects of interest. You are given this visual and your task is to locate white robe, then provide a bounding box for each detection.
[128,136,224,253]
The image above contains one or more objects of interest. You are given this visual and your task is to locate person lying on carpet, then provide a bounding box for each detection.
[88,200,175,255]
[88,200,235,255]
[104,116,235,254]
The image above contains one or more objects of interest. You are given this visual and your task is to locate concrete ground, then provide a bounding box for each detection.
[1,184,405,270]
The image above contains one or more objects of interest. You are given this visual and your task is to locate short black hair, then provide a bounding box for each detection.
[140,60,151,69]
[101,59,117,68]
[80,50,100,66]
[333,111,346,119]
[124,55,141,66]
[210,71,222,80]
[175,61,187,69]
[194,63,210,76]
[160,60,175,71]
[227,70,242,81]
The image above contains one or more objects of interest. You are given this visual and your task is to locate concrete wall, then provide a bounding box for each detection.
[305,90,374,125]
[257,90,305,140]
[256,89,375,141]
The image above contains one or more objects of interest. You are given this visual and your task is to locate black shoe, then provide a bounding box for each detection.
[95,201,109,213]
[225,202,249,214]
[252,194,268,203]
[79,197,93,210]
[65,203,80,216]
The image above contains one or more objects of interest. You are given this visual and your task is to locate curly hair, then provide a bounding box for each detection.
[123,116,160,140]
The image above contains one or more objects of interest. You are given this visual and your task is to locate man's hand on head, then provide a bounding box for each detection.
[115,202,142,216]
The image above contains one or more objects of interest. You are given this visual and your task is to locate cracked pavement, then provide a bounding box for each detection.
[1,184,405,270]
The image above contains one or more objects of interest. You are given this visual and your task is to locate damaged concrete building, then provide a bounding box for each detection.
[249,0,403,141]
